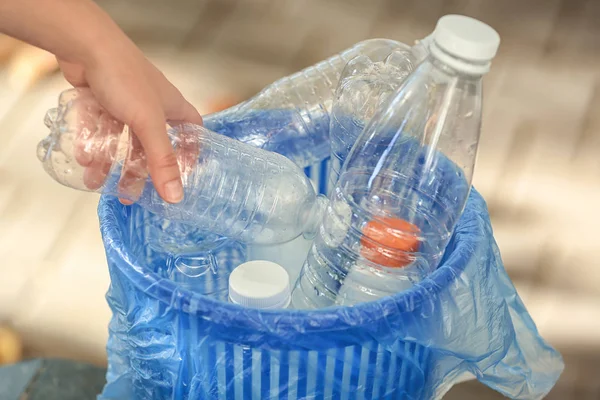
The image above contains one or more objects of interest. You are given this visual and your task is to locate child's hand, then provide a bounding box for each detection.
[58,43,202,204]
[0,0,202,204]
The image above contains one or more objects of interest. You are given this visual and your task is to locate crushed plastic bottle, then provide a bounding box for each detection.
[204,39,409,168]
[38,88,327,245]
[292,15,501,308]
[329,35,433,186]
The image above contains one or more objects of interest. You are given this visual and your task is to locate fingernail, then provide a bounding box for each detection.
[164,179,184,203]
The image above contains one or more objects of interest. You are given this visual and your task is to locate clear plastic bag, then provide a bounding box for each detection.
[98,188,563,400]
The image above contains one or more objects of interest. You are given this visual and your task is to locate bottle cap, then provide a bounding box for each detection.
[360,217,420,268]
[433,15,500,63]
[229,260,291,309]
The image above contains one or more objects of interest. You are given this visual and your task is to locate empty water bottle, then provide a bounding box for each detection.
[38,88,327,245]
[204,39,408,167]
[292,15,501,308]
[329,35,433,186]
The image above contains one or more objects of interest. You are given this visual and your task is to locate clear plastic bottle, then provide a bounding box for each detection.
[38,88,327,245]
[204,39,409,168]
[329,35,433,186]
[291,15,501,308]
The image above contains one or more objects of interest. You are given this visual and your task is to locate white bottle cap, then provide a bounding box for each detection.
[229,260,291,309]
[431,15,500,74]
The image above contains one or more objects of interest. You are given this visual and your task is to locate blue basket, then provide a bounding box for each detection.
[304,158,332,196]
[100,198,444,399]
[98,144,567,399]
[99,187,565,400]
[96,177,497,400]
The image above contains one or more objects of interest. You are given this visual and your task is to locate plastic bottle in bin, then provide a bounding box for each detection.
[204,39,409,168]
[329,36,433,186]
[291,15,500,308]
[38,88,327,245]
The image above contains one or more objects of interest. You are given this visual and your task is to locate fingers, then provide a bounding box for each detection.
[74,59,201,204]
[81,120,119,191]
[83,156,112,190]
[128,107,183,204]
[72,95,102,167]
[57,58,87,87]
[170,123,201,179]
[129,73,201,203]
[70,96,122,191]
[158,83,203,182]
[166,99,203,126]
[118,132,147,201]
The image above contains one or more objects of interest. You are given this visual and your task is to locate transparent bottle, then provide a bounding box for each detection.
[204,39,409,168]
[329,36,433,186]
[38,88,327,245]
[291,15,501,308]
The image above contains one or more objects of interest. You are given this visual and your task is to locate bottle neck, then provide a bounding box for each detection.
[429,41,490,76]
[301,195,329,240]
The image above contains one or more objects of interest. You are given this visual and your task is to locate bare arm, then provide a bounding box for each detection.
[0,0,203,203]
[0,0,124,65]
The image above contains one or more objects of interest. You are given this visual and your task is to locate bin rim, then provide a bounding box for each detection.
[98,190,485,333]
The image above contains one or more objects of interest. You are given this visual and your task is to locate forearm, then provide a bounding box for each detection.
[0,0,131,66]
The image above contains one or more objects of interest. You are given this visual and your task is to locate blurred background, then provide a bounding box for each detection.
[0,0,599,398]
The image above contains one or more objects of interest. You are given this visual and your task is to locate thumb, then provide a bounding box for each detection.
[128,108,183,204]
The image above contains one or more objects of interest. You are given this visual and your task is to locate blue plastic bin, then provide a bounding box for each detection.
[98,154,562,400]
[97,187,484,400]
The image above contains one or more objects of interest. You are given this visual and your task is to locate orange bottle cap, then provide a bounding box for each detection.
[360,217,420,268]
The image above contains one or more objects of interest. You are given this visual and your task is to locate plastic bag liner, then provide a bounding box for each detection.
[98,186,563,400]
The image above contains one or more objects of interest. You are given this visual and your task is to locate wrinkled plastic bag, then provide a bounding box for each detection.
[97,186,563,400]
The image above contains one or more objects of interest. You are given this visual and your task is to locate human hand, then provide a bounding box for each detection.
[0,0,202,203]
[58,40,202,204]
